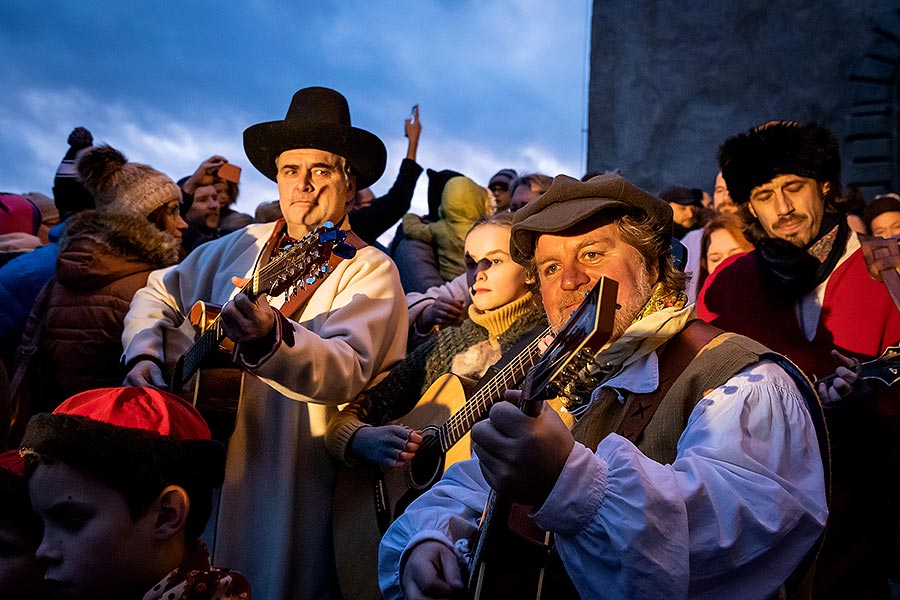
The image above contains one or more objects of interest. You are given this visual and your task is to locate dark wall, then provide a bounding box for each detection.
[587,1,898,198]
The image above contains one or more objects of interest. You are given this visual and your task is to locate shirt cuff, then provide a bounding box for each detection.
[531,442,608,536]
[328,415,370,465]
[234,307,290,368]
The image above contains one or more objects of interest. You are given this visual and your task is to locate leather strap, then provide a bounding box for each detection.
[276,228,368,318]
[615,319,723,444]
[859,233,900,313]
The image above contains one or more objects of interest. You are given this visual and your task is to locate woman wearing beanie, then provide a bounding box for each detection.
[8,145,186,437]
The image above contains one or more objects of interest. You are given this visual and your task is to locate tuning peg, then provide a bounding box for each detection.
[334,242,357,259]
[320,264,332,274]
[305,276,317,285]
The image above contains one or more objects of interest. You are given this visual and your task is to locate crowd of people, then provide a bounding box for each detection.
[0,86,897,600]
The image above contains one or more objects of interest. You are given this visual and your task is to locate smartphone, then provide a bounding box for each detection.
[410,104,418,122]
[218,162,242,184]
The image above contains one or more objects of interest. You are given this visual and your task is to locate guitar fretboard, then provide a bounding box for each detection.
[437,327,552,453]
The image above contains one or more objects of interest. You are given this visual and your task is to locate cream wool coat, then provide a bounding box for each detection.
[122,222,408,600]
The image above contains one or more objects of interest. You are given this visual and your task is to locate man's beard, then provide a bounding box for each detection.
[611,266,654,340]
[549,266,655,341]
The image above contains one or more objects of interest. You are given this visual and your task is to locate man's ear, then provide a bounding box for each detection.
[821,181,832,197]
[747,201,758,219]
[152,485,190,542]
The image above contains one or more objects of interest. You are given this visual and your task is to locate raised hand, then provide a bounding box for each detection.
[183,155,228,194]
[405,104,422,160]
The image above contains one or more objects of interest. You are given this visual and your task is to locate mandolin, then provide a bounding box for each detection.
[466,276,619,600]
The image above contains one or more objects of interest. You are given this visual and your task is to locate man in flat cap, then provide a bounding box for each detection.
[698,121,900,598]
[121,87,408,599]
[379,173,828,599]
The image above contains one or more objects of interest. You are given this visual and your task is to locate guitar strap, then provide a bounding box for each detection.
[614,319,722,444]
[859,233,900,313]
[276,228,368,318]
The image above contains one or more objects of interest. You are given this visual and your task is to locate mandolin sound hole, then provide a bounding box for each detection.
[408,428,444,490]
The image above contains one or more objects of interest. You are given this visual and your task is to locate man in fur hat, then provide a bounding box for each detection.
[379,173,828,600]
[698,120,900,598]
[121,87,408,599]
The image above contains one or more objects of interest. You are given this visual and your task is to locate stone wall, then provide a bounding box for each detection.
[587,1,900,199]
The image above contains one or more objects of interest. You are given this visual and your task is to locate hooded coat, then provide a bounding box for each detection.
[28,210,179,412]
[401,175,492,281]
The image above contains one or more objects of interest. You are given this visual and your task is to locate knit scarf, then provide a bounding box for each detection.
[755,211,850,304]
[586,283,692,392]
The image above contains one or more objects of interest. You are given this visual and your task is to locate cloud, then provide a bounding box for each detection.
[0,0,590,230]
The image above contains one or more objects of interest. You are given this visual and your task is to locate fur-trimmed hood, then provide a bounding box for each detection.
[56,209,180,288]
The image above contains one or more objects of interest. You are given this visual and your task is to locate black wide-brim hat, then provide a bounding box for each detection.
[243,87,387,189]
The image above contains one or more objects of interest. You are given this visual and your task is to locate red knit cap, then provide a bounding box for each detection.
[53,387,212,440]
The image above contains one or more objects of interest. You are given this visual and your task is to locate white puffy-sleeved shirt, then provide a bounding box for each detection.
[378,355,827,600]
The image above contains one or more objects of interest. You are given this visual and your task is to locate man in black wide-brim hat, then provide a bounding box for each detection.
[120,87,410,600]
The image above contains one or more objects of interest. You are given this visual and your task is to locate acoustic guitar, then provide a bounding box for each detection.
[466,276,619,600]
[170,221,356,439]
[333,326,551,600]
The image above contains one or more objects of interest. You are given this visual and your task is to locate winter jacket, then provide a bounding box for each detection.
[30,210,179,412]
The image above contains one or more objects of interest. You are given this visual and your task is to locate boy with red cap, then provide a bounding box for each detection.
[19,386,251,600]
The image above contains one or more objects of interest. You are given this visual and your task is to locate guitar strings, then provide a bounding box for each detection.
[438,327,552,452]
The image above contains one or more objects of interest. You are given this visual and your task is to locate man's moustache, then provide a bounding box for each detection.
[774,215,806,229]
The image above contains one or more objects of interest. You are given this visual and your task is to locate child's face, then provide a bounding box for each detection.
[28,462,159,599]
[0,519,43,600]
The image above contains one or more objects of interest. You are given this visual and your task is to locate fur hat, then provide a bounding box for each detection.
[53,127,95,218]
[20,387,224,541]
[76,145,181,218]
[510,173,672,264]
[243,86,387,189]
[718,121,842,204]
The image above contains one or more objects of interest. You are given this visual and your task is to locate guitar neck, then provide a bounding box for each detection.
[436,328,551,453]
[179,316,227,386]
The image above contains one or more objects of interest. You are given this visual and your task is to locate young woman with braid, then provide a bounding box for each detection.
[325,211,547,470]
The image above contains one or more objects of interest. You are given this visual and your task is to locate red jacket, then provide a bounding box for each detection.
[697,245,899,379]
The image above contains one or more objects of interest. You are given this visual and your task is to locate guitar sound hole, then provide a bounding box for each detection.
[408,430,444,490]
